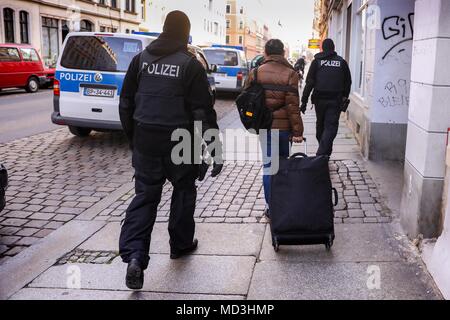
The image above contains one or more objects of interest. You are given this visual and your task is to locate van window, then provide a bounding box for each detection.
[20,48,39,62]
[0,47,20,62]
[60,36,142,72]
[204,50,238,67]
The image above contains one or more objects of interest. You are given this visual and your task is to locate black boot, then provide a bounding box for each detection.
[170,239,199,259]
[126,259,144,290]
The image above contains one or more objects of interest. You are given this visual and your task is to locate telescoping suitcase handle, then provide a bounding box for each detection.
[290,138,308,159]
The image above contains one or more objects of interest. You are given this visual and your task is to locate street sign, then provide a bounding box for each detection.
[308,39,321,49]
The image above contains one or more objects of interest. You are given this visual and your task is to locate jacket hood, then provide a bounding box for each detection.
[146,32,188,56]
[314,51,337,59]
[263,55,294,69]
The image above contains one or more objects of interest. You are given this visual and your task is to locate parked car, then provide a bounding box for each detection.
[250,54,265,69]
[188,44,218,104]
[43,67,56,88]
[203,45,249,93]
[52,32,218,137]
[0,43,52,93]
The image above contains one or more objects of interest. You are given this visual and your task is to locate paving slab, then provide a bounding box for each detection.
[28,255,255,295]
[247,261,440,300]
[0,220,105,300]
[259,223,401,263]
[10,288,244,300]
[79,222,266,257]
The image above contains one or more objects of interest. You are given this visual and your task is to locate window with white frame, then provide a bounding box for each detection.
[354,0,367,96]
[19,11,30,44]
[3,8,15,43]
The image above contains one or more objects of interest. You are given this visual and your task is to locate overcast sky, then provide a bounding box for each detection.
[250,0,316,49]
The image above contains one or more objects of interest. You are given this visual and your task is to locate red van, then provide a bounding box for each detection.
[0,44,54,93]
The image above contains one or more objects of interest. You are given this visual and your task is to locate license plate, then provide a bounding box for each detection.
[214,72,227,78]
[83,88,115,98]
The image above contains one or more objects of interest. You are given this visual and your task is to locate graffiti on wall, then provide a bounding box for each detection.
[381,13,414,60]
[378,79,410,108]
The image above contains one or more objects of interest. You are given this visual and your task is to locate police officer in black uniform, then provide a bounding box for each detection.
[119,11,223,290]
[301,39,352,156]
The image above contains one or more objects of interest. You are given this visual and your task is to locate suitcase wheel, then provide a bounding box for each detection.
[272,239,280,252]
[325,236,334,251]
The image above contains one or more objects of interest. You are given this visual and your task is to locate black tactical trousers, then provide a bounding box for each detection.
[315,98,341,157]
[119,150,197,270]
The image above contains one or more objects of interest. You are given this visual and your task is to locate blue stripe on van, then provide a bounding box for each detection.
[56,71,125,95]
[217,66,247,77]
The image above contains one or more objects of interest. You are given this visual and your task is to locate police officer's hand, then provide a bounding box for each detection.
[211,163,223,178]
[292,136,304,144]
[300,103,307,114]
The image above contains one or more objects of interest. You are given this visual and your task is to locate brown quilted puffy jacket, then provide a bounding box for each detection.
[245,55,303,137]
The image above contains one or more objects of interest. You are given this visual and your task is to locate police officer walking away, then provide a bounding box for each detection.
[119,11,222,290]
[301,39,352,156]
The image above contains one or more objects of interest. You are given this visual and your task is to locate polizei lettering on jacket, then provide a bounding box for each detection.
[143,62,180,78]
[320,60,341,67]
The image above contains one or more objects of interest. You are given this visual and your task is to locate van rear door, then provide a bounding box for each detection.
[57,35,143,122]
[204,49,239,90]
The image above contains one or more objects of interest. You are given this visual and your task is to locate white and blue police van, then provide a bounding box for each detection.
[52,32,155,137]
[203,45,249,93]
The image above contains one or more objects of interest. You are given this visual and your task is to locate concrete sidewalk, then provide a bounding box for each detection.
[0,107,443,300]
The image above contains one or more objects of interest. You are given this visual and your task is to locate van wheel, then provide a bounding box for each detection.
[25,77,39,93]
[69,126,92,137]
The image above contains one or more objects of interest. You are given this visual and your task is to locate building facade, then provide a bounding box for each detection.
[143,0,227,47]
[225,0,265,59]
[0,0,142,67]
[315,0,450,297]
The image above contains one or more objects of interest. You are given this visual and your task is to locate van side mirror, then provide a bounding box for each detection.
[210,64,218,73]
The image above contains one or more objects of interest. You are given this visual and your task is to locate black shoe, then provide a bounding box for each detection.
[170,239,199,260]
[126,259,144,290]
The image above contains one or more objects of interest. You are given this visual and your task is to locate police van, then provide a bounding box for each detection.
[52,32,217,137]
[203,45,248,93]
[52,32,154,137]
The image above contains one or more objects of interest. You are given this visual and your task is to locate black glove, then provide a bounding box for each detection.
[300,103,307,114]
[341,97,350,113]
[211,163,224,178]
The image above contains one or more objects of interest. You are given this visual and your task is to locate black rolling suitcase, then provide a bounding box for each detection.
[269,141,338,252]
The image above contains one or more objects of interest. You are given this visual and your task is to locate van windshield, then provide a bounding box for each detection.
[204,50,238,67]
[60,36,142,72]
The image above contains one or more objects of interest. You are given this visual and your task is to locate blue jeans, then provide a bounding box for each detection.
[259,130,291,208]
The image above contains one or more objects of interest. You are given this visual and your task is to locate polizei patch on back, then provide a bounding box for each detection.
[320,60,341,67]
[142,62,181,78]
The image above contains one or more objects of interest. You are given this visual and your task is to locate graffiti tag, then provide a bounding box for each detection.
[381,13,414,60]
[378,79,409,108]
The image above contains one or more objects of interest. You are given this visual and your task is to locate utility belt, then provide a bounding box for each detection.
[312,91,350,112]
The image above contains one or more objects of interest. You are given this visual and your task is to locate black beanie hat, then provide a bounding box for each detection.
[322,38,335,52]
[162,11,191,44]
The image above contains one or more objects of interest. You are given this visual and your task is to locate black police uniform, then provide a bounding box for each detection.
[118,39,219,270]
[302,51,352,156]
[294,57,306,73]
